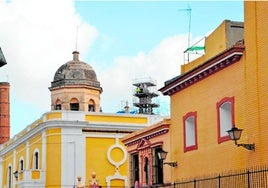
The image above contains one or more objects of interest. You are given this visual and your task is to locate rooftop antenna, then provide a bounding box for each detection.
[75,25,79,51]
[178,5,191,63]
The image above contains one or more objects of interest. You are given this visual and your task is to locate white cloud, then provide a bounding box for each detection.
[0,0,98,136]
[0,0,98,111]
[98,34,189,113]
[0,0,204,136]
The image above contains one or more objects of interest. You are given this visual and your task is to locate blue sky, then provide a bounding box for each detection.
[0,0,243,137]
[75,1,243,60]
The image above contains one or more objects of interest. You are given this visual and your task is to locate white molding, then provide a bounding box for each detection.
[107,136,127,168]
[106,171,128,187]
[161,52,243,94]
[0,157,2,186]
[41,131,46,183]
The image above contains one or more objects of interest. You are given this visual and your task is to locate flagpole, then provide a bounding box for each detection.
[178,6,191,63]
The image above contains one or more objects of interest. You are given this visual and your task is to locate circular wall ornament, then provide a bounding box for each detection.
[107,137,127,168]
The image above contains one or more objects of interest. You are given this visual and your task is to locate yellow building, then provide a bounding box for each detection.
[160,1,268,185]
[0,51,164,188]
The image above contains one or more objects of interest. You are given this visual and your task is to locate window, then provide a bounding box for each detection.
[70,98,79,111]
[88,105,95,112]
[183,112,198,152]
[217,97,234,143]
[144,157,149,185]
[19,157,24,171]
[130,153,139,186]
[152,147,163,184]
[8,165,11,188]
[33,150,39,169]
[56,104,61,110]
[88,99,95,112]
[55,99,61,110]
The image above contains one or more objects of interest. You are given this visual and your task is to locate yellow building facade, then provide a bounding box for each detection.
[160,1,268,182]
[0,111,163,188]
[0,52,164,188]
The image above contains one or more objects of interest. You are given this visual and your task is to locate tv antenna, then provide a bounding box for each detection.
[75,25,79,51]
[178,5,192,63]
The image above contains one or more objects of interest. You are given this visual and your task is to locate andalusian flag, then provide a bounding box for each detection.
[185,46,205,52]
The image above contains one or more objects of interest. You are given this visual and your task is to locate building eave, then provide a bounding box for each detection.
[159,45,245,96]
[122,120,170,147]
[0,47,7,67]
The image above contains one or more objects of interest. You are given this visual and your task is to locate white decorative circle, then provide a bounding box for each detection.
[107,140,127,168]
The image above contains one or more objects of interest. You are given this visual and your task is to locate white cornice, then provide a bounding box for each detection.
[161,51,243,95]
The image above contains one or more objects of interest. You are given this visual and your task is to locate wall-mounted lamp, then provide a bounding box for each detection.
[13,170,18,180]
[227,126,255,151]
[157,150,178,167]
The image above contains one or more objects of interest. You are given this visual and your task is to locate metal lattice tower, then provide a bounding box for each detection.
[132,77,159,115]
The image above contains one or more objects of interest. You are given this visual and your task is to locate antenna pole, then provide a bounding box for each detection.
[187,7,191,55]
[75,26,79,51]
[178,6,192,63]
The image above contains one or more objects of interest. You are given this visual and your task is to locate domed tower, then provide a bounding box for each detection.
[49,51,102,112]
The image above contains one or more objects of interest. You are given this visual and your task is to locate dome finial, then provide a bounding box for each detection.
[72,51,79,61]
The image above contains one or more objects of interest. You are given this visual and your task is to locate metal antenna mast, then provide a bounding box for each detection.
[178,5,192,63]
[75,26,79,51]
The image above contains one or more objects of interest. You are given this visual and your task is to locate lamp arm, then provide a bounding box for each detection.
[163,161,178,167]
[237,143,255,151]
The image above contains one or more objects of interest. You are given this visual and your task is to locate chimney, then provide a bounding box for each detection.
[124,101,130,113]
[0,82,10,144]
[73,51,79,61]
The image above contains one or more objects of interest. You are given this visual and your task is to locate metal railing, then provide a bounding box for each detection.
[173,165,268,188]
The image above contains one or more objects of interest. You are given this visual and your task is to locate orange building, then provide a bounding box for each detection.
[122,118,172,187]
[159,1,268,183]
[0,48,9,144]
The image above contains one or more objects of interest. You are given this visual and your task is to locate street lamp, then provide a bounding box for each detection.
[13,170,18,180]
[227,126,255,151]
[157,150,177,167]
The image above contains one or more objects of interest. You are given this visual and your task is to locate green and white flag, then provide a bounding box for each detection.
[186,46,205,52]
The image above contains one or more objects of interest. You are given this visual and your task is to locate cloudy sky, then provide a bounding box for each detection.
[0,0,243,137]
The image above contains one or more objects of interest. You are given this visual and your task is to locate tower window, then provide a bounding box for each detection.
[88,104,95,112]
[70,98,79,111]
[70,103,79,111]
[88,99,95,112]
[56,104,61,110]
[55,99,62,110]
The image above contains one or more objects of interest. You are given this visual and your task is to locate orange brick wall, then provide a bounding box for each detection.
[170,59,246,179]
[244,1,268,165]
[169,1,268,181]
[0,82,10,144]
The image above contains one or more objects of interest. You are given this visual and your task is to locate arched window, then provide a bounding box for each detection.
[183,111,198,152]
[33,149,39,170]
[217,97,234,143]
[88,99,95,112]
[19,157,24,171]
[8,165,11,188]
[55,99,61,110]
[70,98,79,111]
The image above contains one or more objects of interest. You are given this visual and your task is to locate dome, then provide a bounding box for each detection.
[50,51,101,90]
